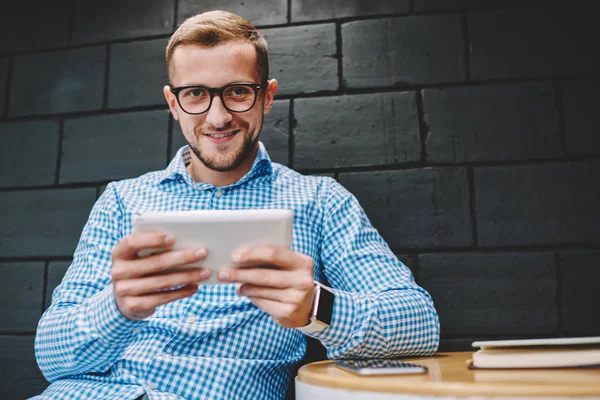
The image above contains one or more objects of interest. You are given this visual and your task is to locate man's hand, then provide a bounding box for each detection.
[217,246,315,328]
[111,231,211,320]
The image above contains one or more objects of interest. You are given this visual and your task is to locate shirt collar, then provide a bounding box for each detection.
[159,141,273,187]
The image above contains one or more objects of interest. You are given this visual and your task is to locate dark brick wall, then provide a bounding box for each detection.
[1,0,598,398]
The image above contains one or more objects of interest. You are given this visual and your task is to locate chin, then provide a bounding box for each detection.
[190,133,259,173]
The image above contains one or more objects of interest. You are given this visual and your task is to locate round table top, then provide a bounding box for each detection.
[297,352,600,397]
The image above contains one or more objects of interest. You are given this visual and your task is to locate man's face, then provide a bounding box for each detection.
[165,41,276,173]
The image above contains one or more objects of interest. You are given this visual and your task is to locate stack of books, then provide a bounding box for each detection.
[470,336,600,369]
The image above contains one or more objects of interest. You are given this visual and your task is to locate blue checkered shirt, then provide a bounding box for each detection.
[33,143,439,400]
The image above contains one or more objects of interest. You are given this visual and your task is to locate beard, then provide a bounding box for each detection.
[185,119,260,173]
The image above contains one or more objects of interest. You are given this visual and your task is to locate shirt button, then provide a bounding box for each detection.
[186,315,198,323]
[132,328,140,335]
[147,382,157,390]
[215,190,223,198]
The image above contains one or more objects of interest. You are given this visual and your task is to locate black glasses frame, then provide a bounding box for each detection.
[170,82,265,115]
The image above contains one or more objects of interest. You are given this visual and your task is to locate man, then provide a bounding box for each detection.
[33,10,439,400]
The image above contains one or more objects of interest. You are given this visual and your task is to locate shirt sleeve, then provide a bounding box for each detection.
[308,178,440,359]
[34,182,147,382]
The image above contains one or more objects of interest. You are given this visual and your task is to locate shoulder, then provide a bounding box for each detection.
[270,163,356,209]
[108,170,164,193]
[271,163,340,195]
[98,170,165,210]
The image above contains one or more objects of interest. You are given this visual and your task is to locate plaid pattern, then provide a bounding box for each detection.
[33,143,439,400]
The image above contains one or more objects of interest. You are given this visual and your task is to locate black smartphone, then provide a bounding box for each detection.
[334,359,428,376]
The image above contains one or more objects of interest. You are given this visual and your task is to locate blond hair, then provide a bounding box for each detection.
[166,10,269,83]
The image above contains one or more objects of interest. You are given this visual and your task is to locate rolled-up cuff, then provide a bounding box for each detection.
[87,284,148,344]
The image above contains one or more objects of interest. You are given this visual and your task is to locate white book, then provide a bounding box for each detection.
[470,336,600,369]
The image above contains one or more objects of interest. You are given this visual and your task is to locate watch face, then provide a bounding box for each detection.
[316,287,334,325]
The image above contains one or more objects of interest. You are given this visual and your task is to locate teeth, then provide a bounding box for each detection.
[207,131,236,139]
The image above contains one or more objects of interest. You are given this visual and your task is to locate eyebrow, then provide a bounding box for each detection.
[175,81,257,87]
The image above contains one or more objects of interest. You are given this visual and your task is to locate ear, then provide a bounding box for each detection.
[163,85,179,120]
[263,79,278,114]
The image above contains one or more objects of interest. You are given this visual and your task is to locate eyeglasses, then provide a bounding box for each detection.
[170,82,265,115]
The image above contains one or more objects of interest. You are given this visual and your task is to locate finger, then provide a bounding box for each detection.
[116,268,211,296]
[237,283,305,303]
[222,268,314,292]
[218,267,298,288]
[231,246,313,272]
[246,297,302,328]
[112,231,175,260]
[125,284,199,317]
[123,248,207,279]
[112,248,207,280]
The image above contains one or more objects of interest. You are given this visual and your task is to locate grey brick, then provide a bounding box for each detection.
[562,80,600,156]
[171,100,289,165]
[177,0,287,26]
[560,250,600,335]
[46,261,71,309]
[424,83,561,163]
[60,110,170,184]
[0,189,96,257]
[395,253,416,279]
[0,0,69,53]
[98,185,108,198]
[9,47,105,117]
[338,168,472,248]
[261,100,289,165]
[294,93,420,169]
[109,39,170,109]
[0,262,45,332]
[71,0,174,45]
[0,121,59,187]
[0,336,49,399]
[475,162,600,246]
[469,5,600,80]
[171,119,187,156]
[0,57,7,114]
[262,24,338,95]
[420,252,557,335]
[307,172,335,178]
[438,338,479,352]
[415,0,560,12]
[292,0,410,22]
[0,262,44,331]
[342,15,465,88]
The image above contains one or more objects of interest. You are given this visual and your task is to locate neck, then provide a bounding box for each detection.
[186,145,259,187]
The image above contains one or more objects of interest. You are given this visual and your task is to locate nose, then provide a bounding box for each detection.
[205,95,233,128]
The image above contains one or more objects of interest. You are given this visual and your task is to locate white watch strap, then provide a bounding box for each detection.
[295,282,329,334]
[296,317,328,334]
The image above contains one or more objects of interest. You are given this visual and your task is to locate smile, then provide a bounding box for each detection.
[205,130,239,139]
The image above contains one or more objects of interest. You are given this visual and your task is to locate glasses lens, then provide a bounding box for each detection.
[178,87,210,114]
[223,85,256,112]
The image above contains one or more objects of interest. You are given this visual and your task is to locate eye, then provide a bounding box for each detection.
[181,87,208,99]
[230,86,251,97]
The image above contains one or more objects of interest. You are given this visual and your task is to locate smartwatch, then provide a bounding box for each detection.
[296,281,335,334]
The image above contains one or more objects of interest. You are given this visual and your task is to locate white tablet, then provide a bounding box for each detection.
[132,209,293,285]
[472,336,600,349]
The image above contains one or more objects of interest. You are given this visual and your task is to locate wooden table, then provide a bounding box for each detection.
[295,352,600,399]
